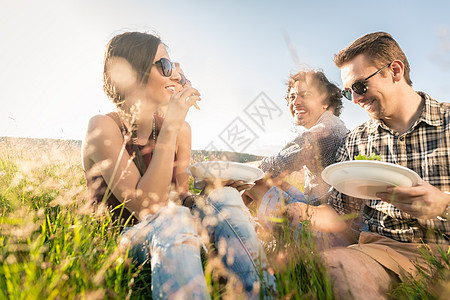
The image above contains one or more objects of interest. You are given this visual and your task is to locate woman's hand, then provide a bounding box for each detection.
[164,86,201,132]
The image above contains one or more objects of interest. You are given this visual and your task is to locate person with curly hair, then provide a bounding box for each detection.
[243,70,348,234]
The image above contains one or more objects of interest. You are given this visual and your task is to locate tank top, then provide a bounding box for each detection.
[85,112,177,225]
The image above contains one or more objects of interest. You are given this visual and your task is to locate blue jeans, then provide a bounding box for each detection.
[257,185,311,231]
[121,187,276,299]
[257,186,353,249]
[121,204,209,299]
[195,187,276,299]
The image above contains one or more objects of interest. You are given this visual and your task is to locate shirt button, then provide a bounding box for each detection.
[399,136,405,142]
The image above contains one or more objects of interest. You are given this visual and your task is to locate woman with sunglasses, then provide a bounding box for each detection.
[155,62,190,118]
[82,31,275,299]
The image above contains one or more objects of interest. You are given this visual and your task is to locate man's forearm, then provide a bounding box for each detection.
[286,203,348,233]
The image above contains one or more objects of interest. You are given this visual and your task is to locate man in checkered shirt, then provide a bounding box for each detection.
[286,32,450,299]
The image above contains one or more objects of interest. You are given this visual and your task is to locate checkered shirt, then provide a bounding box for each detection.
[260,111,348,199]
[329,92,450,244]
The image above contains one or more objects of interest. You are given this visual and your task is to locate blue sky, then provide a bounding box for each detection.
[2,0,450,155]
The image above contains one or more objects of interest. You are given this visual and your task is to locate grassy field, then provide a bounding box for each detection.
[0,137,449,299]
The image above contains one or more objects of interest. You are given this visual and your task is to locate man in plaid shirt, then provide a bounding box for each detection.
[286,32,450,299]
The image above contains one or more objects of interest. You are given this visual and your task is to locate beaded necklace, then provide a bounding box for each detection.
[117,112,156,175]
[151,117,156,157]
[117,113,156,146]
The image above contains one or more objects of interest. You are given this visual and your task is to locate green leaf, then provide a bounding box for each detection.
[354,153,382,161]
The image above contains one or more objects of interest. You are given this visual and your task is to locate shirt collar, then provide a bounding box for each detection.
[416,92,443,127]
[366,91,441,134]
[315,110,333,125]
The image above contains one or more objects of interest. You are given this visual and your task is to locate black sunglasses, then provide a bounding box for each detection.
[152,58,188,86]
[342,63,391,101]
[153,58,176,77]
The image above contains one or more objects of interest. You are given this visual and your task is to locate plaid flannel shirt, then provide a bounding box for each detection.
[260,111,348,199]
[329,92,450,244]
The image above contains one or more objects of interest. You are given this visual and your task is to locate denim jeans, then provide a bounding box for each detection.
[257,185,310,231]
[257,185,353,249]
[194,187,277,299]
[121,203,209,299]
[120,187,276,299]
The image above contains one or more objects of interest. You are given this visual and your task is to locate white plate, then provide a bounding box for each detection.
[321,160,421,199]
[186,161,263,183]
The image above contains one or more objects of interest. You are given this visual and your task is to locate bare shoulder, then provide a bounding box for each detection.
[86,114,122,141]
[87,114,116,131]
[82,114,123,170]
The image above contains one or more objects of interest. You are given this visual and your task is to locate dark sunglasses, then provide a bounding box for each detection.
[153,58,176,77]
[342,63,391,101]
[153,58,189,86]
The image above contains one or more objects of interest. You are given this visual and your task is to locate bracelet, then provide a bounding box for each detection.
[182,194,196,209]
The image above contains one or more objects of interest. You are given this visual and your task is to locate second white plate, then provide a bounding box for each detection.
[186,161,264,183]
[321,160,421,199]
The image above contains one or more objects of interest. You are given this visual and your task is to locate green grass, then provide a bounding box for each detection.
[389,245,450,299]
[0,138,135,299]
[0,137,449,299]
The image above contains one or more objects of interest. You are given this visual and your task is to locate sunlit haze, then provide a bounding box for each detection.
[2,0,450,156]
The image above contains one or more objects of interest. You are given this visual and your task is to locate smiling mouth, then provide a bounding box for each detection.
[360,99,375,110]
[166,86,175,93]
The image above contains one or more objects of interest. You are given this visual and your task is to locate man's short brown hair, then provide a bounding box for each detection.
[334,32,412,86]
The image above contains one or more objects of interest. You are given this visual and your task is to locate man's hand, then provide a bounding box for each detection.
[376,179,450,219]
[202,179,254,195]
[285,203,348,233]
[224,180,254,192]
[285,202,307,228]
[241,179,271,207]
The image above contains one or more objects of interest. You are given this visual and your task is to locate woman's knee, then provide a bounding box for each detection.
[159,204,192,220]
[151,205,204,251]
[207,187,244,206]
[121,204,196,248]
[158,204,197,233]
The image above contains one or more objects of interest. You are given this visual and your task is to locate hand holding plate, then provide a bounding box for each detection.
[376,179,450,219]
[201,179,254,195]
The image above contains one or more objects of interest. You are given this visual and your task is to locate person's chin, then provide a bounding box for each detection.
[161,93,172,104]
[294,118,304,126]
[369,113,381,120]
[367,108,383,120]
